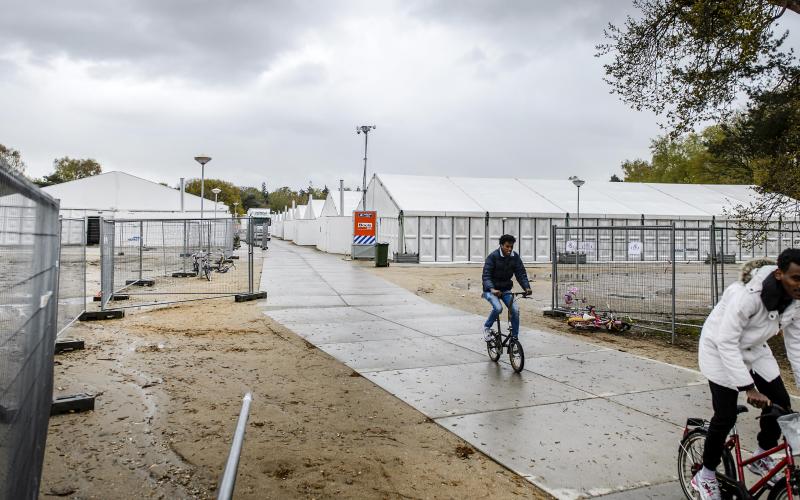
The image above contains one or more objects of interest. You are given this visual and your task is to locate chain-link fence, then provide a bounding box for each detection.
[0,165,61,499]
[100,218,262,309]
[551,224,726,339]
[56,218,86,337]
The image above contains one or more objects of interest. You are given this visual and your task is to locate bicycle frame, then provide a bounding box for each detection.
[721,429,796,498]
[493,292,526,345]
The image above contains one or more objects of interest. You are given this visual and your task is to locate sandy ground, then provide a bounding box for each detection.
[41,298,550,499]
[363,263,799,396]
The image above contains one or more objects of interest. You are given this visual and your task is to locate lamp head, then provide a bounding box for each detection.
[569,176,585,188]
[194,155,211,166]
[212,188,221,195]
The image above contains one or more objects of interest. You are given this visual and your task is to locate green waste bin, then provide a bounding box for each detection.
[375,243,390,267]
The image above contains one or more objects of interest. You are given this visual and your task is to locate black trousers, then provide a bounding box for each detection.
[703,372,792,469]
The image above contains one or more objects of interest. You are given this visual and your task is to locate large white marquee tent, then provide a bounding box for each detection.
[359,173,783,263]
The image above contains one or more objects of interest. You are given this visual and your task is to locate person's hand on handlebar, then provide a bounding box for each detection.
[746,388,771,409]
[491,289,502,298]
[524,288,532,297]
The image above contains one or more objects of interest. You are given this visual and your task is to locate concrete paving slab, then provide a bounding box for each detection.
[358,303,475,320]
[529,350,706,397]
[340,294,427,307]
[315,336,486,372]
[392,315,494,337]
[265,306,377,325]
[364,362,595,418]
[285,320,429,344]
[595,481,683,499]
[439,331,608,359]
[437,398,683,499]
[262,295,346,309]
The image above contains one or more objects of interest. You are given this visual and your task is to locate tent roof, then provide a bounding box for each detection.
[42,171,228,213]
[303,199,326,219]
[371,173,763,218]
[323,190,362,216]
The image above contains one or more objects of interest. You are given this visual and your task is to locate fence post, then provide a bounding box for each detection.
[248,218,254,294]
[551,224,557,311]
[710,217,718,304]
[671,222,676,344]
[139,220,144,282]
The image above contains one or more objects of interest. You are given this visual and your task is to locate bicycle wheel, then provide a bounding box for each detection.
[487,334,502,362]
[677,429,737,500]
[768,477,800,500]
[508,338,524,373]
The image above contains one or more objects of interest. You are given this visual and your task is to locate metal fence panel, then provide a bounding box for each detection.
[0,165,61,500]
[100,218,262,309]
[56,218,86,337]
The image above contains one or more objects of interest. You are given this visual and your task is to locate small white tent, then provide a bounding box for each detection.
[295,198,326,246]
[316,190,363,254]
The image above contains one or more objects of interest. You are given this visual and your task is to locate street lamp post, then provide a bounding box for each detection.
[212,188,221,219]
[233,202,239,218]
[194,155,212,219]
[356,125,376,210]
[568,176,585,279]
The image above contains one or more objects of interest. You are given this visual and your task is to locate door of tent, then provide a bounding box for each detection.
[519,218,534,262]
[453,217,469,262]
[436,217,453,262]
[536,218,551,261]
[402,216,418,256]
[488,218,503,250]
[469,217,486,262]
[418,217,435,262]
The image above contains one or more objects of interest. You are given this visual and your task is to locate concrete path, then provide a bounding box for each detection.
[258,241,765,499]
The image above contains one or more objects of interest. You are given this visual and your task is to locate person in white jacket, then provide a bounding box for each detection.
[692,249,800,500]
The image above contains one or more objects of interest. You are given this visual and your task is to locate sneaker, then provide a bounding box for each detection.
[482,327,494,342]
[691,471,721,500]
[747,453,778,484]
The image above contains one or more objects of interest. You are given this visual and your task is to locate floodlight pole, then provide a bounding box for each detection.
[356,125,376,210]
[569,176,585,281]
[212,188,221,219]
[194,155,212,219]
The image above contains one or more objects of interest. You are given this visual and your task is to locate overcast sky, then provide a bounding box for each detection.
[2,1,798,191]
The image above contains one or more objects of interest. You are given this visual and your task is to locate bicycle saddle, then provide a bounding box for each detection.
[737,405,748,415]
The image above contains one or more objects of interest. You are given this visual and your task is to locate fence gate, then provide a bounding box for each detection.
[99,218,261,309]
[0,165,61,499]
[56,217,87,337]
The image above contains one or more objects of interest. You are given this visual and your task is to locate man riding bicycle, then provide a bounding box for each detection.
[481,234,532,342]
[692,248,800,500]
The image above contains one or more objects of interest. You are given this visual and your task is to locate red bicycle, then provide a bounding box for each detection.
[677,404,800,499]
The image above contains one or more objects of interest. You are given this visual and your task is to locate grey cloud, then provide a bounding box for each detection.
[0,0,350,82]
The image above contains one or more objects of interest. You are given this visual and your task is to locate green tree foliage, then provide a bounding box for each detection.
[609,174,623,182]
[184,178,242,215]
[35,157,102,186]
[0,144,26,173]
[239,186,267,214]
[597,0,799,135]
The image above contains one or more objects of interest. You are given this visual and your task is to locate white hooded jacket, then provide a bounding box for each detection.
[698,264,800,390]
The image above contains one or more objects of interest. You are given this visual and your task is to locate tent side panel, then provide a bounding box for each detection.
[469,217,486,262]
[436,217,453,262]
[453,217,469,262]
[419,217,435,262]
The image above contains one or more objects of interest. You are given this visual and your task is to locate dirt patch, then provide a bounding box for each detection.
[42,298,551,499]
[364,264,800,396]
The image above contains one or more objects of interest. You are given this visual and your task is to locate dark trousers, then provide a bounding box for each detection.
[703,372,792,469]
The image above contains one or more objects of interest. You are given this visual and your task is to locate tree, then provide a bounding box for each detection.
[184,178,242,215]
[268,186,301,213]
[240,186,267,213]
[35,157,102,186]
[597,0,799,135]
[609,174,623,182]
[0,144,26,174]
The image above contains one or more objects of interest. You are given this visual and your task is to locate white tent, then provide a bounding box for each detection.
[295,198,326,246]
[321,190,363,217]
[43,171,229,219]
[360,173,777,263]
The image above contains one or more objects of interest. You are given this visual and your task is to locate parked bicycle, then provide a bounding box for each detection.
[485,292,529,373]
[191,251,212,281]
[678,404,800,499]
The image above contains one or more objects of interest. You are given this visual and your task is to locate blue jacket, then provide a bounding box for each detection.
[482,248,531,292]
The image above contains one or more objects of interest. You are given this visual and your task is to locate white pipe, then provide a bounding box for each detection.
[339,179,344,216]
[217,392,253,500]
[179,178,185,212]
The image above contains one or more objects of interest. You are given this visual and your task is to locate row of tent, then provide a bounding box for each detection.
[271,173,798,263]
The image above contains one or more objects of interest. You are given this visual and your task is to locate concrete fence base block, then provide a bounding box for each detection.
[80,310,125,321]
[51,393,95,415]
[55,339,85,354]
[235,292,268,303]
[543,309,568,318]
[171,272,197,278]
